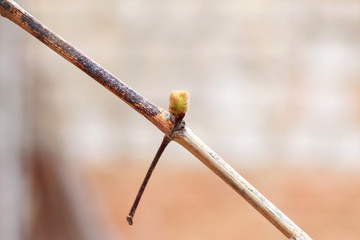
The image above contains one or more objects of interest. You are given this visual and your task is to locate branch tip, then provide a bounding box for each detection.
[126,215,133,225]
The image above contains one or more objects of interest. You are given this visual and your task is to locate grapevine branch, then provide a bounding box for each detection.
[0,1,311,239]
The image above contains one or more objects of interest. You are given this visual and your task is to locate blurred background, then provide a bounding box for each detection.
[1,0,360,239]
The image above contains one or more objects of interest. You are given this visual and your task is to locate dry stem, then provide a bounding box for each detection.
[0,1,312,239]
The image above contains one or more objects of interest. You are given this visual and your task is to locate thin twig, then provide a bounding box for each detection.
[127,136,171,225]
[0,1,312,239]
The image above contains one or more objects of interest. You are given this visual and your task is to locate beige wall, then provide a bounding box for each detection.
[2,0,360,168]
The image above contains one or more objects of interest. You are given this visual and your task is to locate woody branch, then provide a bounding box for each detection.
[0,1,311,239]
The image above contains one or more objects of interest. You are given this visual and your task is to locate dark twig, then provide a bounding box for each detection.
[127,136,171,225]
[127,91,189,225]
[0,1,312,239]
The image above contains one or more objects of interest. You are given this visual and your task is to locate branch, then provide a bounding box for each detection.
[0,1,311,239]
[0,0,173,136]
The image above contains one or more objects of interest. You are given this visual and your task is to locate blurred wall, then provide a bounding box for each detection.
[2,0,360,169]
[0,0,29,239]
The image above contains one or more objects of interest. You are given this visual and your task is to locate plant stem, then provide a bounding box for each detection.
[0,1,312,239]
[172,123,311,239]
[127,136,171,225]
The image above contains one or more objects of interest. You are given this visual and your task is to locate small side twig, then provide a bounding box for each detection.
[0,1,312,239]
[127,135,171,225]
[127,90,190,225]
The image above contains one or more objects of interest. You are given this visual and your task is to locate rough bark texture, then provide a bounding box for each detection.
[0,0,173,136]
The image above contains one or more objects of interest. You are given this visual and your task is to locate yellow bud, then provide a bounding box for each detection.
[169,90,190,123]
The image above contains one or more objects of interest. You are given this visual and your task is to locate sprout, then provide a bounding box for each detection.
[169,90,190,123]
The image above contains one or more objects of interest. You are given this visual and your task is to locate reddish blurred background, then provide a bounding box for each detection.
[1,0,360,239]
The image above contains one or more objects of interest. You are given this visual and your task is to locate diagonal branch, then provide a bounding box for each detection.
[0,0,173,136]
[0,1,312,239]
